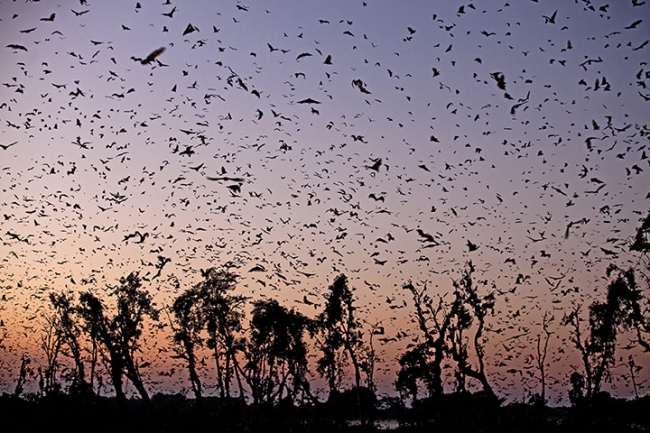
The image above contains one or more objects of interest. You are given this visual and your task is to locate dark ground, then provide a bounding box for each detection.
[1,391,648,433]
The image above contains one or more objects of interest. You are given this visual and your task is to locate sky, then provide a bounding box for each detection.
[0,0,649,405]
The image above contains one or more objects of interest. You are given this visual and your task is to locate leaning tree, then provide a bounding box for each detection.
[77,272,158,403]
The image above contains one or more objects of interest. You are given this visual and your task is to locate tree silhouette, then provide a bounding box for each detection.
[13,355,31,399]
[533,311,553,405]
[316,274,365,397]
[395,342,432,403]
[448,261,496,398]
[362,321,382,393]
[563,266,645,399]
[39,311,62,396]
[626,355,641,399]
[49,292,88,393]
[398,281,458,398]
[77,272,158,403]
[169,285,205,401]
[568,371,585,405]
[397,263,497,402]
[195,267,247,399]
[629,210,650,351]
[448,296,473,393]
[77,290,126,402]
[242,298,317,405]
[630,210,650,255]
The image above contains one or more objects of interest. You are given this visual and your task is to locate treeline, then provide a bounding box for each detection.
[36,271,372,407]
[25,263,507,407]
[6,212,650,416]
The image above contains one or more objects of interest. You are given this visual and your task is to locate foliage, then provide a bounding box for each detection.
[316,274,365,396]
[242,298,316,405]
[630,210,650,255]
[49,292,88,393]
[20,233,648,412]
[194,267,247,399]
[563,267,646,400]
[169,285,205,401]
[76,271,158,403]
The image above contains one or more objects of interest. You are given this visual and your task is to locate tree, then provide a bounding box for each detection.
[395,343,432,403]
[362,321,383,394]
[112,272,159,401]
[39,312,62,396]
[563,267,645,399]
[49,292,88,393]
[316,274,374,424]
[591,267,644,392]
[447,298,473,393]
[399,281,459,398]
[242,298,317,405]
[568,371,585,405]
[316,274,365,397]
[629,210,650,351]
[169,286,204,401]
[77,290,127,402]
[630,210,650,255]
[13,355,32,399]
[533,312,553,405]
[77,272,158,403]
[397,269,496,401]
[448,261,496,398]
[626,355,641,399]
[195,267,247,399]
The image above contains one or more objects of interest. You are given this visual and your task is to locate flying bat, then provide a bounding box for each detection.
[7,44,28,51]
[297,98,320,104]
[140,47,166,65]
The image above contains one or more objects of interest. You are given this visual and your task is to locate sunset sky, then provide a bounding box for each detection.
[1,0,649,404]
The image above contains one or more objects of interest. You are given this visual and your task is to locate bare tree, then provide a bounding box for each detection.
[533,312,553,404]
[363,320,383,394]
[448,261,496,398]
[39,312,62,396]
[626,355,641,399]
[448,298,472,393]
[563,304,592,400]
[399,281,459,397]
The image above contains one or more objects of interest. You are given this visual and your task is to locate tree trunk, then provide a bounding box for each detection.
[213,343,225,399]
[124,352,150,402]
